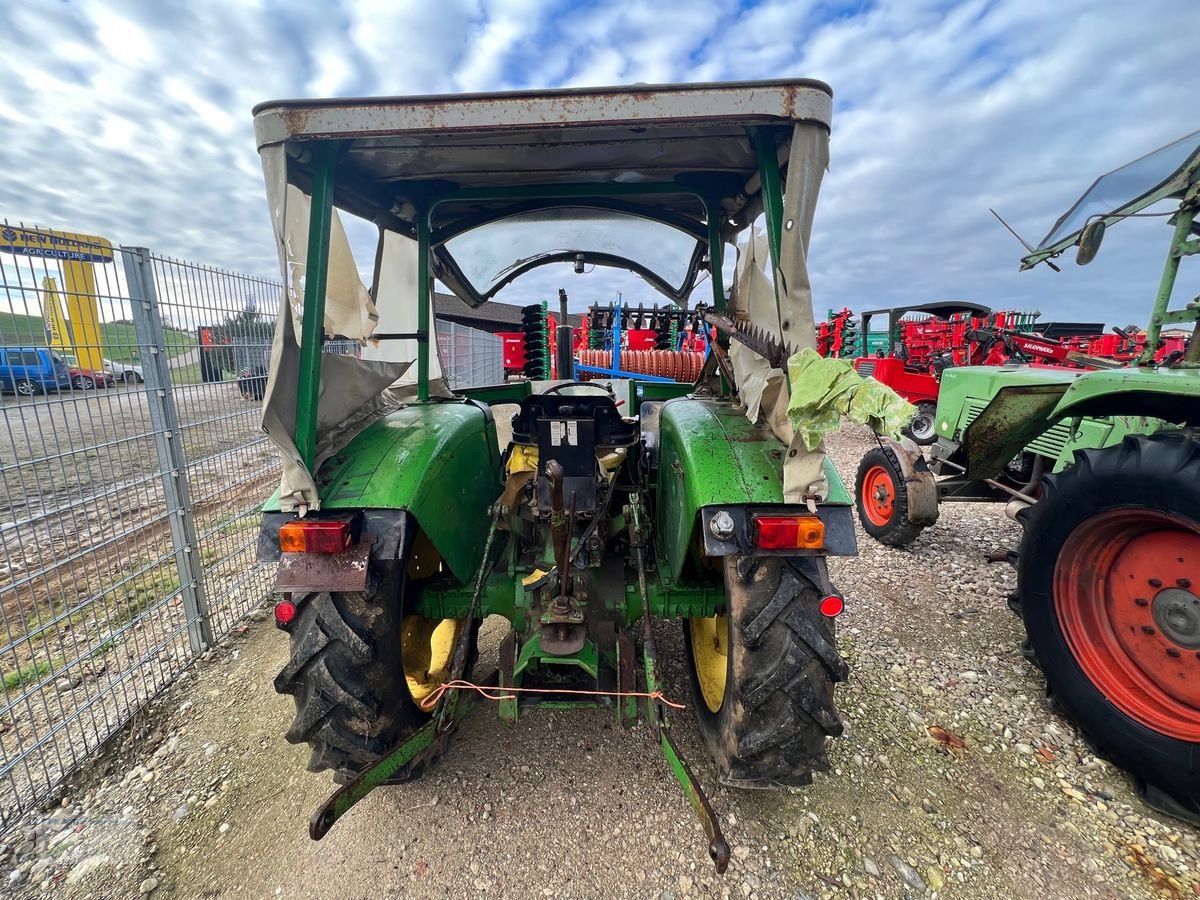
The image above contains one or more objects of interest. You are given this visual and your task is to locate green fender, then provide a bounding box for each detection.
[654,397,850,584]
[263,400,502,584]
[958,366,1198,479]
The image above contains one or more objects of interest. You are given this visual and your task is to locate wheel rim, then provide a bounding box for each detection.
[860,465,896,527]
[1054,509,1200,741]
[910,410,935,442]
[400,615,464,703]
[689,614,728,713]
[16,381,33,396]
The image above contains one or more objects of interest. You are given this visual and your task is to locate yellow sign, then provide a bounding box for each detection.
[0,225,111,372]
[42,277,73,351]
[62,261,105,372]
[0,226,113,263]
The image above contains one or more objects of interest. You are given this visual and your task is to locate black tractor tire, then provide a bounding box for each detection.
[274,561,473,781]
[854,445,927,547]
[1017,434,1200,823]
[903,401,938,446]
[683,556,848,788]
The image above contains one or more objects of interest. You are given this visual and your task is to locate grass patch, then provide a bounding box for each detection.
[169,361,203,384]
[113,566,181,626]
[2,658,57,691]
[0,311,195,362]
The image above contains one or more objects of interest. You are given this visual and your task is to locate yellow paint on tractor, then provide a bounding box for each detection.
[689,614,728,713]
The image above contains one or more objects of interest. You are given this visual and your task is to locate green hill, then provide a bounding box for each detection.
[0,310,195,362]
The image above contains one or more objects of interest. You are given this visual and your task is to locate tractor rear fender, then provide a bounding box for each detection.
[877,436,939,526]
[258,400,503,586]
[654,397,855,585]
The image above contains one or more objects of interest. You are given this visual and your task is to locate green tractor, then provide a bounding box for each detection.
[252,80,862,868]
[855,130,1200,820]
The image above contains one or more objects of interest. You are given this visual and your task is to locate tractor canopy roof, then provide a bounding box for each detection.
[253,79,832,306]
[859,300,991,321]
[1023,129,1200,268]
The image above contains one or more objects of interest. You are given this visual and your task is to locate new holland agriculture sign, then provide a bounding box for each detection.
[0,226,113,263]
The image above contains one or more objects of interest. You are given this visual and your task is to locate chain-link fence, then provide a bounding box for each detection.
[0,223,511,831]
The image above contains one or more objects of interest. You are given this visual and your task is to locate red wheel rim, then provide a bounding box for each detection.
[1054,509,1200,741]
[860,465,895,527]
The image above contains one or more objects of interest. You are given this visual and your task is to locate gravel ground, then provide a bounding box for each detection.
[1,423,1196,899]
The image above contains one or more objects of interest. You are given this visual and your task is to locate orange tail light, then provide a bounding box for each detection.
[751,515,825,550]
[279,520,352,554]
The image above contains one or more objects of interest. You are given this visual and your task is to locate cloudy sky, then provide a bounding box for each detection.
[0,0,1196,328]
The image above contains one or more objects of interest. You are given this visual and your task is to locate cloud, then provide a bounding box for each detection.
[0,0,1196,331]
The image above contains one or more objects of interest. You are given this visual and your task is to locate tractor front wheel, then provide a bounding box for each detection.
[683,556,847,788]
[1017,434,1200,822]
[274,565,471,780]
[904,401,938,446]
[855,446,927,547]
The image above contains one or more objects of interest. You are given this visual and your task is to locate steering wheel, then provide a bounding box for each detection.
[542,381,613,396]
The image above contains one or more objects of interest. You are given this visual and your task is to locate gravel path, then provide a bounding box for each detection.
[2,424,1196,899]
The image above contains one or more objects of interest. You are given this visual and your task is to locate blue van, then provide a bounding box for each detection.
[0,347,72,396]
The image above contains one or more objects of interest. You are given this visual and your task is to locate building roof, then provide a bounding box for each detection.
[434,292,583,332]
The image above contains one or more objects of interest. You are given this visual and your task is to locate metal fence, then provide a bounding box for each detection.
[436,320,504,389]
[0,225,285,830]
[0,223,511,830]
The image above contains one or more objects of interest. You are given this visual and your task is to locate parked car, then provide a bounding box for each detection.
[104,358,144,383]
[0,347,72,396]
[63,355,116,390]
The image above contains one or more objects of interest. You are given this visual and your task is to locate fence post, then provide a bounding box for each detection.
[121,246,213,652]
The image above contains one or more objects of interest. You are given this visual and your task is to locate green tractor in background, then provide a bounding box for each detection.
[251,80,865,869]
[856,130,1200,821]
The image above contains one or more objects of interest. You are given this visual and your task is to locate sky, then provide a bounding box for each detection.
[0,0,1197,330]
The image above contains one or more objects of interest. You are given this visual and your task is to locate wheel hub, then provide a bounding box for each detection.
[910,413,934,440]
[1153,587,1200,649]
[860,465,895,527]
[1054,509,1200,741]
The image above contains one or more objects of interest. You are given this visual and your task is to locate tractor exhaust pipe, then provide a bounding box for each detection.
[556,288,574,380]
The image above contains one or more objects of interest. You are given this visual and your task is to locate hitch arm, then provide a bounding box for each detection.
[629,497,732,874]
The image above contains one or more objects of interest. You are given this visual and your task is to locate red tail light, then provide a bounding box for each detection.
[274,599,297,625]
[819,594,844,617]
[751,515,825,550]
[279,520,351,554]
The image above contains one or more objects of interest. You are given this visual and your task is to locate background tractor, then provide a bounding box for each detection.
[854,129,1200,821]
[251,80,866,868]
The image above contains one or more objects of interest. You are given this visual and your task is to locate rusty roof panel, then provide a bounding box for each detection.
[253,80,832,149]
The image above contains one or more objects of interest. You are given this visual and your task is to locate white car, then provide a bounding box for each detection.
[103,359,144,383]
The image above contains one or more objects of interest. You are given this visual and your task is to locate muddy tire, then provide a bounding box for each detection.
[903,401,938,446]
[1017,434,1200,822]
[855,445,927,547]
[683,556,847,788]
[273,567,424,778]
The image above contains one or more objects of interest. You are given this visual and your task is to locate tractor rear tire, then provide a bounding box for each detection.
[855,445,927,547]
[1017,434,1200,823]
[274,563,474,781]
[683,556,848,788]
[903,402,938,446]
